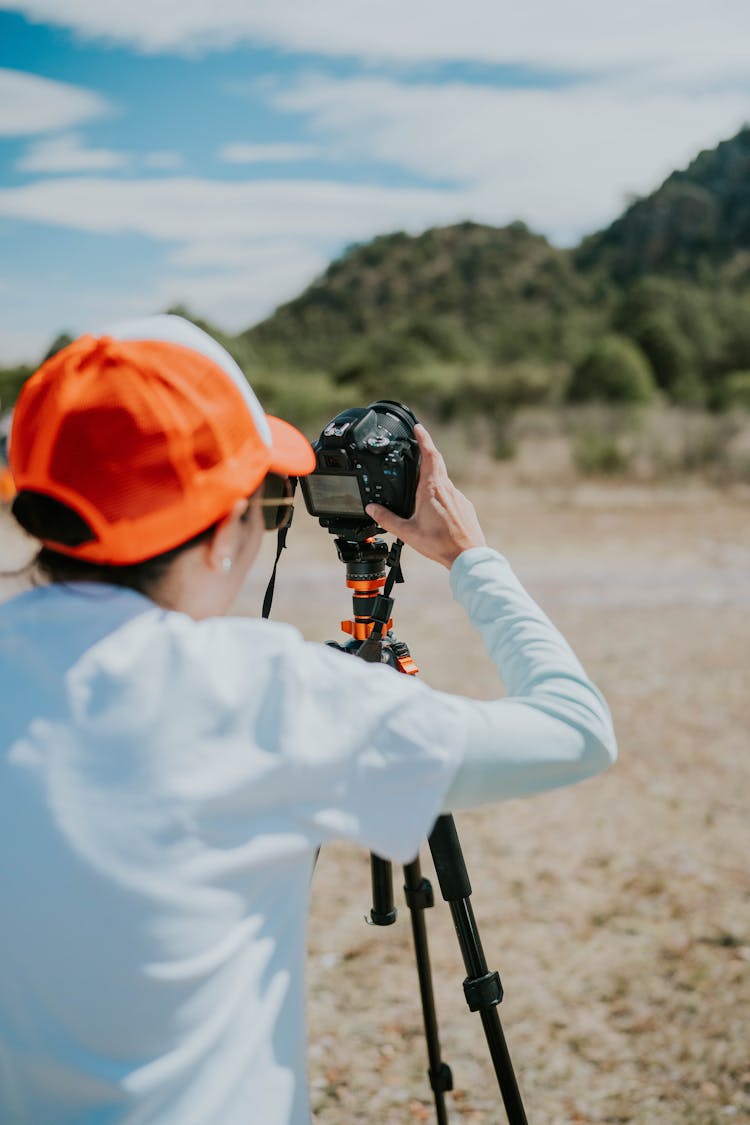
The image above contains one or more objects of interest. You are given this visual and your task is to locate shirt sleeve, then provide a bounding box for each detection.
[439,547,618,811]
[275,547,616,860]
[277,638,466,864]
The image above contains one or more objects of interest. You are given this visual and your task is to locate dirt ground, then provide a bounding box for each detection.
[2,472,749,1124]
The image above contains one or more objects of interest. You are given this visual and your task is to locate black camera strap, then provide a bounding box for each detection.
[261,521,290,620]
[261,478,298,620]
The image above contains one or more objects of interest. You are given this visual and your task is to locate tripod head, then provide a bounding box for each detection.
[330,534,416,672]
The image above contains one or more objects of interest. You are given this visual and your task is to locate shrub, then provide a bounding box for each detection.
[490,418,518,461]
[0,366,32,411]
[460,362,556,414]
[565,335,656,404]
[250,370,349,433]
[613,278,723,401]
[42,333,74,362]
[630,314,700,399]
[386,363,464,420]
[715,371,750,411]
[493,361,556,407]
[572,431,628,475]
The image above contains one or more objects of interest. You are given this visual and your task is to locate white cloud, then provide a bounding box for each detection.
[3,0,750,79]
[7,76,739,257]
[0,241,325,364]
[219,142,318,164]
[0,175,462,241]
[168,237,317,271]
[0,67,111,137]
[16,131,128,172]
[0,175,464,358]
[272,74,750,243]
[156,240,329,330]
[0,273,157,365]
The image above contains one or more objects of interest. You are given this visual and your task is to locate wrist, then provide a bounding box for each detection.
[445,535,486,567]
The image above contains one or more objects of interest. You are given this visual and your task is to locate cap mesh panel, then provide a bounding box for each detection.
[49,406,183,521]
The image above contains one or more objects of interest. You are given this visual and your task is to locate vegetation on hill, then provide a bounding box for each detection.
[234,128,750,424]
[243,221,592,372]
[4,128,750,455]
[577,126,750,283]
[0,363,32,415]
[239,220,608,425]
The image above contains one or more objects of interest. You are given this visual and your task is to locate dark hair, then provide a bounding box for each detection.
[11,490,216,597]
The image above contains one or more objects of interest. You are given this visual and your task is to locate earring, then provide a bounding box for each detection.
[221,556,233,573]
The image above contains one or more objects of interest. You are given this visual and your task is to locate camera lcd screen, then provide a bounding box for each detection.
[305,473,365,515]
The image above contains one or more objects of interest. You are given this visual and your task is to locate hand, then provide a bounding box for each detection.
[366,424,486,569]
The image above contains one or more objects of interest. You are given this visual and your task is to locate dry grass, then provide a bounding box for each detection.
[424,406,750,488]
[2,469,749,1124]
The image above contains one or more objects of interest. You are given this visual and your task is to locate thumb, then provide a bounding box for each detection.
[366,503,409,538]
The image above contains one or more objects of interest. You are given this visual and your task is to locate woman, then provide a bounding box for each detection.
[0,315,616,1124]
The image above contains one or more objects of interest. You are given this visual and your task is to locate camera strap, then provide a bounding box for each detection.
[261,521,290,620]
[260,472,301,616]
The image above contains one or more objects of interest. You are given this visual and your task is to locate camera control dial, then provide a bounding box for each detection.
[366,433,390,452]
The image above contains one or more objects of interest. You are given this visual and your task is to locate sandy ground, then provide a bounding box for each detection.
[1,474,749,1124]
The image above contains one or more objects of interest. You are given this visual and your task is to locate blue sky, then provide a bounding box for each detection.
[1,1,749,364]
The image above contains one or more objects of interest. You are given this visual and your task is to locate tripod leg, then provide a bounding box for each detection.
[428,815,529,1125]
[403,858,453,1125]
[369,855,398,925]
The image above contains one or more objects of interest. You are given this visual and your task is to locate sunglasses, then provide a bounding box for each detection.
[256,473,294,532]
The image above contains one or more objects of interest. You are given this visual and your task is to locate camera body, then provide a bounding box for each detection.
[300,400,419,538]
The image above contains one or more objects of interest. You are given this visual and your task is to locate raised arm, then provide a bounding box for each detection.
[366,426,617,811]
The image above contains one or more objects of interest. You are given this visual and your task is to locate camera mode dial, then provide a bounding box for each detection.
[366,433,390,452]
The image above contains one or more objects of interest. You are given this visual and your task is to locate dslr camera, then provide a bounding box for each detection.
[300,401,419,539]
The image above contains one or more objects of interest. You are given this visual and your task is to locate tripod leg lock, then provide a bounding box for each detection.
[404,877,435,911]
[428,1061,454,1094]
[463,970,503,1012]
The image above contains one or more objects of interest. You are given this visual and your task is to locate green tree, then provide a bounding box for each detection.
[630,314,702,402]
[613,278,715,402]
[565,335,656,404]
[715,371,750,410]
[0,365,32,411]
[42,333,74,361]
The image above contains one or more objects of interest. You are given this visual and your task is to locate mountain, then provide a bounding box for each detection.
[5,130,750,417]
[241,221,593,374]
[576,126,750,283]
[233,129,750,412]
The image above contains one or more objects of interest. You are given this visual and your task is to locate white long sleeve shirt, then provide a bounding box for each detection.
[0,547,616,1124]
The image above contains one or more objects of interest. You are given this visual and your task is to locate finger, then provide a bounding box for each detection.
[417,448,449,495]
[366,503,410,537]
[414,423,436,450]
[415,424,441,462]
[416,423,448,469]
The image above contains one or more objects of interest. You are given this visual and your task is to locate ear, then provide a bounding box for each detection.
[204,498,250,573]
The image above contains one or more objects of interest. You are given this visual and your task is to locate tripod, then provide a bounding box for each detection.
[328,534,529,1125]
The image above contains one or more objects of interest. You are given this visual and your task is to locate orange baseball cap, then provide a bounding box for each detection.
[10,315,315,564]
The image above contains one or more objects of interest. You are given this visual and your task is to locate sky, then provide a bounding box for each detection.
[1,2,749,364]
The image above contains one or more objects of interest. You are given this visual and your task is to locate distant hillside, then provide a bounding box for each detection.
[577,126,750,283]
[233,128,750,415]
[5,129,750,423]
[241,221,594,374]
